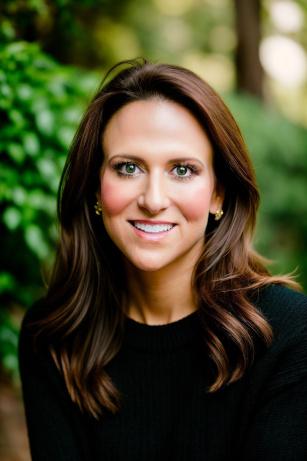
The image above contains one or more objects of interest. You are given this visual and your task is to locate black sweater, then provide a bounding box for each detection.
[19,284,307,460]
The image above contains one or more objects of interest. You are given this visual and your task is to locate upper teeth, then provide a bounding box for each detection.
[133,222,174,233]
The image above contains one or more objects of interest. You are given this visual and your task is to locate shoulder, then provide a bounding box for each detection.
[19,298,48,343]
[253,283,307,341]
[19,298,51,367]
[21,297,49,327]
[250,284,307,390]
[18,298,67,401]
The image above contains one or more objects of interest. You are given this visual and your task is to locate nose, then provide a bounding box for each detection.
[137,171,171,214]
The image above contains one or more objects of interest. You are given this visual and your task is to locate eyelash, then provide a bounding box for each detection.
[112,161,199,181]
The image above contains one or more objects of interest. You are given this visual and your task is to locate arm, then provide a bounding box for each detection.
[240,331,307,460]
[19,305,91,461]
[241,378,307,460]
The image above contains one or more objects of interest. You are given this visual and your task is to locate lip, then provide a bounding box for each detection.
[129,220,176,225]
[128,220,177,241]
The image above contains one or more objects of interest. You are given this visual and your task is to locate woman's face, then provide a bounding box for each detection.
[98,98,222,273]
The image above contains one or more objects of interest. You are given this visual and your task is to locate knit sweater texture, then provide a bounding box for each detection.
[19,284,307,460]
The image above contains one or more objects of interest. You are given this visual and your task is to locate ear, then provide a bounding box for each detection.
[209,184,224,215]
[96,166,103,202]
[96,184,103,203]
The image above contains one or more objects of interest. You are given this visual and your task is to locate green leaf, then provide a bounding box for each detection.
[12,187,27,205]
[3,207,22,230]
[0,83,12,99]
[35,109,55,135]
[57,126,75,147]
[0,272,15,294]
[22,132,40,156]
[3,354,18,373]
[24,225,50,259]
[7,143,25,164]
[16,84,33,101]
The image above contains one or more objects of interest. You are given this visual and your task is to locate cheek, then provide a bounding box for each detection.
[179,184,213,221]
[99,175,134,215]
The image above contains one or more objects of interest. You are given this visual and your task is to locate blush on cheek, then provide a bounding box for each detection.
[181,187,212,221]
[99,179,131,215]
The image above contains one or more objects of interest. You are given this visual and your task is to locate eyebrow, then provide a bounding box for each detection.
[108,154,205,167]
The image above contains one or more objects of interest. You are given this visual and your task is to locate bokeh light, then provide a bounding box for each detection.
[260,35,307,87]
[153,0,196,16]
[270,0,304,33]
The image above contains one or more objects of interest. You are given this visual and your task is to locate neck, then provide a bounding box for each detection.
[125,261,198,325]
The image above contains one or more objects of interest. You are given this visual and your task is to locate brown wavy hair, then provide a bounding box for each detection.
[34,59,298,418]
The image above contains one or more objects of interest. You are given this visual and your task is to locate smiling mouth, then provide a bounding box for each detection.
[129,221,176,234]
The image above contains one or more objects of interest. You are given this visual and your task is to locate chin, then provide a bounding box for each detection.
[126,256,170,273]
[131,262,165,273]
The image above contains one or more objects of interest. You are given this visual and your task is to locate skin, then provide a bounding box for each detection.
[98,98,223,325]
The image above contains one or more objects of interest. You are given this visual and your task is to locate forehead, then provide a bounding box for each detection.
[102,98,213,162]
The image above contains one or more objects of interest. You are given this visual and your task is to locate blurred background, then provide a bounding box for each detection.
[0,0,307,459]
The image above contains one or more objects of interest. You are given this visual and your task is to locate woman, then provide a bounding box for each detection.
[19,59,307,460]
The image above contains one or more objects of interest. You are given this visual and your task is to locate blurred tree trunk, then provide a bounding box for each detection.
[234,0,264,99]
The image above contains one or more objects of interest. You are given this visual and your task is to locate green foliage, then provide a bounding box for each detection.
[0,309,19,380]
[0,0,132,66]
[227,93,307,286]
[0,41,98,376]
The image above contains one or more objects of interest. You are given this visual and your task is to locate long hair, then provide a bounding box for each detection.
[34,59,298,418]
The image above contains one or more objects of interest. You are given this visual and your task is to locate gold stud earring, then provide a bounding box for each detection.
[214,209,224,221]
[94,200,102,216]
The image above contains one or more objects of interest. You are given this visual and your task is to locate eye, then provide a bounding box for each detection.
[124,163,138,174]
[172,163,199,180]
[112,161,141,177]
[174,165,190,177]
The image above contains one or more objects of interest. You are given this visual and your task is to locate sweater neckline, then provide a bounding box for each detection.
[124,309,203,352]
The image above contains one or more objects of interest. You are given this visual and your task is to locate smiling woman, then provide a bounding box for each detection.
[99,98,220,282]
[19,59,307,461]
